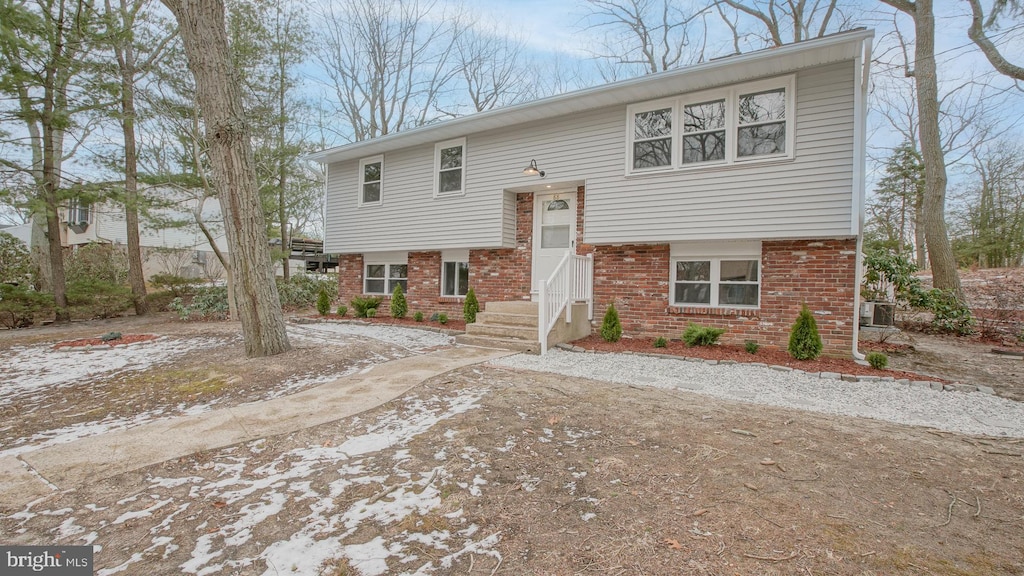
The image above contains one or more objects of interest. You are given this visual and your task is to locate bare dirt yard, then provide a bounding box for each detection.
[1,313,1023,575]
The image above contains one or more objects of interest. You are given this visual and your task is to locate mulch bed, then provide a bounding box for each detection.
[53,334,160,349]
[309,313,467,332]
[571,334,944,382]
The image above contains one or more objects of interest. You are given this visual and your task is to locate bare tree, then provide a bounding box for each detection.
[160,0,290,357]
[315,0,464,141]
[878,0,973,301]
[966,0,1024,81]
[714,0,854,48]
[452,23,533,113]
[583,0,710,79]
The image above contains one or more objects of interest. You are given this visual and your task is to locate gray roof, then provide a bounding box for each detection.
[308,29,874,164]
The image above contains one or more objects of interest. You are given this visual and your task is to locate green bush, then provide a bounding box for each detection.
[277,274,338,310]
[144,289,176,312]
[350,295,382,318]
[390,284,408,318]
[682,323,726,346]
[600,303,622,342]
[65,242,128,286]
[438,313,448,325]
[149,273,199,298]
[928,290,975,335]
[866,351,889,370]
[67,279,133,319]
[653,336,667,348]
[0,231,33,285]
[317,288,332,316]
[169,286,229,320]
[414,311,424,322]
[100,331,122,342]
[366,307,377,318]
[788,304,823,360]
[336,304,348,317]
[0,284,54,328]
[463,287,479,323]
[745,340,760,354]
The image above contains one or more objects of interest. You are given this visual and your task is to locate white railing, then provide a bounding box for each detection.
[538,252,594,354]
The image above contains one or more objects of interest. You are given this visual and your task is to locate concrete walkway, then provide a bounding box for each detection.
[0,345,514,510]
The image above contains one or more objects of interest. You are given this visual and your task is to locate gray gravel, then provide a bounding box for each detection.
[491,350,1024,438]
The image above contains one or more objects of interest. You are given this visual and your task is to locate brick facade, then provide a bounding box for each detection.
[468,192,534,303]
[334,184,858,355]
[590,238,858,355]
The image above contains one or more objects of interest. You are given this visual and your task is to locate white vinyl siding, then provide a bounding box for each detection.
[322,61,857,253]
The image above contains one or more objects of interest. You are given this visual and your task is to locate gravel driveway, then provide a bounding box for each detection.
[492,349,1024,438]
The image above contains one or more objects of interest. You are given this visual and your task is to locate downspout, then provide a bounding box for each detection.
[850,35,874,362]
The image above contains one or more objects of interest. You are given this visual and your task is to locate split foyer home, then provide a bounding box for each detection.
[311,29,874,356]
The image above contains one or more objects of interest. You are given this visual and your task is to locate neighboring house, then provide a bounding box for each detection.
[311,29,874,356]
[7,188,230,281]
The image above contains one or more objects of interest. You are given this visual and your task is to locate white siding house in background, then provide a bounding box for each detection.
[313,30,874,357]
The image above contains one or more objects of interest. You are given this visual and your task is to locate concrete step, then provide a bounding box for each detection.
[465,321,538,340]
[484,301,538,315]
[475,311,538,327]
[456,334,540,354]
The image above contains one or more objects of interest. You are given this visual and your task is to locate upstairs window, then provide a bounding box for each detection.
[630,103,673,170]
[358,155,383,206]
[434,138,466,197]
[67,198,91,225]
[626,76,794,174]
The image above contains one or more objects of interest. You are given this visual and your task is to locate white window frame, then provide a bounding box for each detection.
[626,98,677,173]
[625,75,795,175]
[66,198,92,225]
[363,253,409,295]
[433,137,467,198]
[670,242,761,309]
[358,155,384,207]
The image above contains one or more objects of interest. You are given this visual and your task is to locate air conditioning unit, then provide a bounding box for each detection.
[860,302,896,327]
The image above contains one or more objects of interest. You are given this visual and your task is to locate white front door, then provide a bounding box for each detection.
[532,192,576,294]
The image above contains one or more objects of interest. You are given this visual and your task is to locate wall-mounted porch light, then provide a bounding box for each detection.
[522,159,545,178]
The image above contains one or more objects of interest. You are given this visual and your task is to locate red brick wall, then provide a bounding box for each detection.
[591,238,858,356]
[407,251,464,317]
[470,192,534,302]
[336,253,363,302]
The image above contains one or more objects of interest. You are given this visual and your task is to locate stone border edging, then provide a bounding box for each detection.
[553,343,995,395]
[290,316,465,337]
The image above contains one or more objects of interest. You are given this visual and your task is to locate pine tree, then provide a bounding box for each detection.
[463,287,479,323]
[600,303,622,343]
[390,283,408,318]
[788,304,823,360]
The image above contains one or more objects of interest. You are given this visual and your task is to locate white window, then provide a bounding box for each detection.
[627,76,794,174]
[67,198,91,224]
[358,155,383,206]
[670,242,760,308]
[441,249,469,297]
[364,263,407,295]
[627,99,674,171]
[434,138,466,197]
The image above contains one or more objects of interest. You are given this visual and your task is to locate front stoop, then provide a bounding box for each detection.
[456,301,591,354]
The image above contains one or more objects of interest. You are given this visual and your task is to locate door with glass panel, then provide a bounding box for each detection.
[532,192,575,294]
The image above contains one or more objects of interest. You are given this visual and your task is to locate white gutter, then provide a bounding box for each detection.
[850,35,874,363]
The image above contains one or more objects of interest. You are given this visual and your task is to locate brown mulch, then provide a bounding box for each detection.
[52,334,159,349]
[309,313,467,331]
[572,334,946,382]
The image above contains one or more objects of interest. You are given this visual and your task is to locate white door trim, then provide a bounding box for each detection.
[531,190,577,296]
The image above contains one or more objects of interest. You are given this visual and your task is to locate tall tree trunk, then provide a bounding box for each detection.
[42,108,69,322]
[118,24,150,315]
[911,0,964,299]
[162,0,290,357]
[278,46,289,281]
[914,196,926,269]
